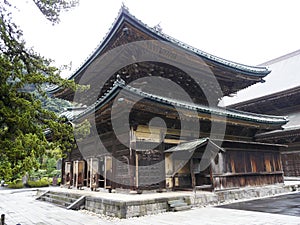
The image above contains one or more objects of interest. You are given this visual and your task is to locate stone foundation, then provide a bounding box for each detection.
[85,197,172,218]
[215,184,292,203]
[42,182,300,218]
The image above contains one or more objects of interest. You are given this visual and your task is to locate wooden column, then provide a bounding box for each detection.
[135,152,139,190]
[1,214,5,225]
[159,130,165,190]
[73,161,77,188]
[61,158,65,185]
[129,126,136,190]
[89,158,92,189]
[190,159,196,191]
[112,140,116,190]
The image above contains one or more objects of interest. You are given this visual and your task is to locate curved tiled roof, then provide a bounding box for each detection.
[48,5,270,94]
[116,7,270,76]
[73,77,287,126]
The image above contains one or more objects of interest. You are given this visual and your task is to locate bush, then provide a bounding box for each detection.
[50,170,61,177]
[7,180,24,189]
[30,169,47,180]
[27,179,50,188]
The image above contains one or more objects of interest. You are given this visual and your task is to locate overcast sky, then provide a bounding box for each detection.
[9,0,300,78]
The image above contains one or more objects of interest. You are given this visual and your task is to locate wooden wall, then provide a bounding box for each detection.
[281,152,300,177]
[212,149,284,190]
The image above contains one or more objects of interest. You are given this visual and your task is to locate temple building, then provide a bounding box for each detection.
[49,6,288,192]
[229,50,300,178]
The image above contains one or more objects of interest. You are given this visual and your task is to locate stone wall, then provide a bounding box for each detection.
[85,197,170,218]
[189,183,300,207]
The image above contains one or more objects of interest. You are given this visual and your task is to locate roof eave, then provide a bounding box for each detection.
[73,78,288,127]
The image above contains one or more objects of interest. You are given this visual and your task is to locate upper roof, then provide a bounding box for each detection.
[49,5,270,101]
[222,49,300,106]
[70,6,270,79]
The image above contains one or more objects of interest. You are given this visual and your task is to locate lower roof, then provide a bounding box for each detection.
[164,138,225,153]
[73,77,287,128]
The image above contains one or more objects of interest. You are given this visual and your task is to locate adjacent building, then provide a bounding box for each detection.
[229,50,300,178]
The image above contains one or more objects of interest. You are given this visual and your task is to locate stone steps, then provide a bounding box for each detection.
[37,191,85,210]
[168,198,191,212]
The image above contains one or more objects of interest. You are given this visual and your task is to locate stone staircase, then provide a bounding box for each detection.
[36,191,85,210]
[168,198,191,212]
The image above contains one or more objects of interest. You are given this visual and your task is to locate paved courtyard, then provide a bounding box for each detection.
[219,191,300,217]
[0,188,300,225]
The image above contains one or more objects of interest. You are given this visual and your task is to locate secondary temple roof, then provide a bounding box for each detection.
[49,5,271,102]
[223,49,300,106]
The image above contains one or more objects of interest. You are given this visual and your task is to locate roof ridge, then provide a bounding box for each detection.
[259,49,300,66]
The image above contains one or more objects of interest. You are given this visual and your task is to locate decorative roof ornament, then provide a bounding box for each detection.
[153,23,162,32]
[115,74,126,85]
[121,2,129,13]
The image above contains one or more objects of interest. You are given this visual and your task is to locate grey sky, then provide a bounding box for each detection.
[10,0,300,78]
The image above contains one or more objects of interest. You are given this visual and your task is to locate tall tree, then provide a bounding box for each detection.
[0,0,79,181]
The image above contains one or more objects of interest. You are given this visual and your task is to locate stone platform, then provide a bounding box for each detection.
[36,181,300,218]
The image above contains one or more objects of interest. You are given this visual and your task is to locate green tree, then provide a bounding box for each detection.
[0,0,79,181]
[36,91,72,114]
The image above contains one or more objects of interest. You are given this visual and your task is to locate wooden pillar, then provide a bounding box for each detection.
[89,158,92,189]
[159,130,165,189]
[104,156,112,189]
[73,160,78,189]
[61,158,65,185]
[172,176,175,191]
[209,165,214,190]
[112,141,116,190]
[135,152,139,190]
[190,159,196,191]
[129,126,136,190]
[1,214,5,225]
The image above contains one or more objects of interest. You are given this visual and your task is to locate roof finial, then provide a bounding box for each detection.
[154,22,162,32]
[121,2,129,13]
[115,74,126,85]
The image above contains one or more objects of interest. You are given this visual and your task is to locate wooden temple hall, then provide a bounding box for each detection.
[49,6,289,192]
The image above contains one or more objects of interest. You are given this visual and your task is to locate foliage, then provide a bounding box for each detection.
[35,91,72,114]
[74,119,91,141]
[27,178,50,187]
[29,157,61,180]
[7,179,24,189]
[30,169,47,180]
[33,0,79,24]
[0,1,80,181]
[50,169,61,178]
